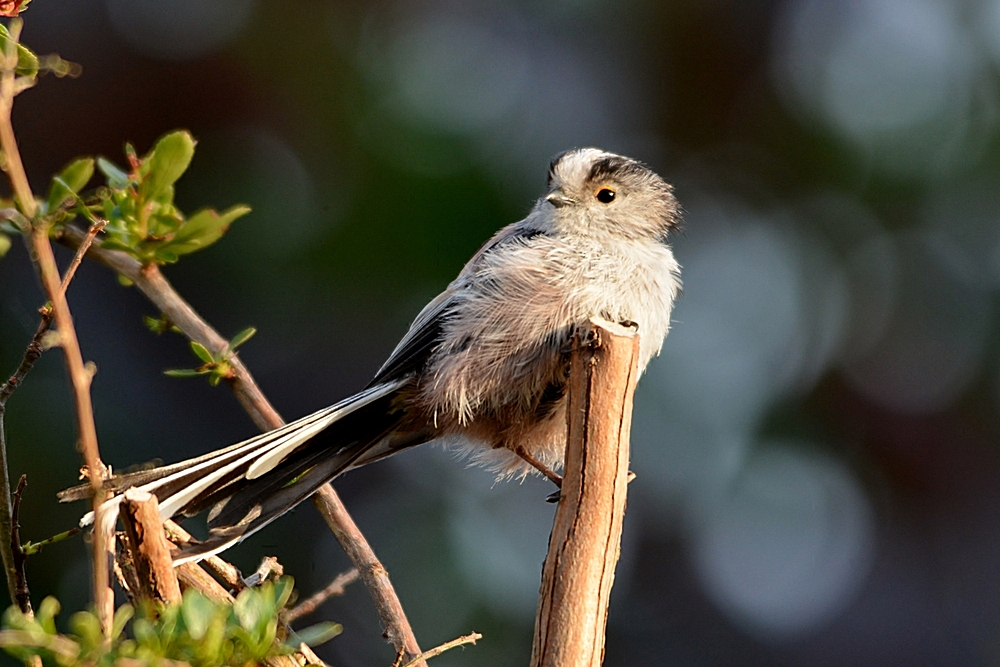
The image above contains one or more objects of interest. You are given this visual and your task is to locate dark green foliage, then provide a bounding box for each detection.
[0,578,342,667]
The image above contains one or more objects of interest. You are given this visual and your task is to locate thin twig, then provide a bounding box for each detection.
[0,217,104,610]
[0,20,112,635]
[398,632,482,667]
[313,485,426,665]
[57,224,426,661]
[284,568,359,624]
[57,219,105,297]
[9,476,29,614]
[0,309,50,607]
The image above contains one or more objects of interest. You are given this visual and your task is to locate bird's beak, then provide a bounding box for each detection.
[546,191,574,208]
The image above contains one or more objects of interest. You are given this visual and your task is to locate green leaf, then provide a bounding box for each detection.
[154,250,179,264]
[97,157,129,189]
[37,597,59,635]
[46,157,94,211]
[101,241,137,255]
[290,622,343,648]
[164,368,206,378]
[272,576,294,610]
[189,341,215,364]
[0,24,39,77]
[181,591,216,641]
[0,232,9,258]
[157,204,251,257]
[227,327,256,354]
[233,588,267,634]
[68,611,102,650]
[111,605,134,641]
[142,131,195,200]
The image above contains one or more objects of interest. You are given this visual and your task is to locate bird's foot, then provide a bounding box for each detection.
[514,446,563,495]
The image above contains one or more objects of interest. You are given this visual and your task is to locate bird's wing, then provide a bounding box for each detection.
[368,221,546,387]
[368,287,456,386]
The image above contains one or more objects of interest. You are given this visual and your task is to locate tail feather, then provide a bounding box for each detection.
[205,388,404,529]
[69,379,425,562]
[172,444,369,564]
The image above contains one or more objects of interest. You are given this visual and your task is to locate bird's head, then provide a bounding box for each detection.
[539,148,680,241]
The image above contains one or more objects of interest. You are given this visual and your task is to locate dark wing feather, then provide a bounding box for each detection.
[367,222,546,388]
[368,289,453,387]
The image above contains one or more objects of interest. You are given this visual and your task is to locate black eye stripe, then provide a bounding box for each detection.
[588,156,649,182]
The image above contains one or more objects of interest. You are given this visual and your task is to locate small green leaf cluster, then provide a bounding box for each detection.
[0,578,342,667]
[91,131,250,264]
[12,130,250,267]
[165,327,257,386]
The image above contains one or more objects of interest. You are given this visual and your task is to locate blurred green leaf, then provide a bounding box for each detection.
[36,53,81,78]
[227,326,256,354]
[110,606,133,641]
[164,368,207,378]
[46,157,94,211]
[0,232,10,258]
[190,341,215,364]
[157,205,250,258]
[142,131,195,201]
[290,622,342,648]
[97,238,132,253]
[0,23,39,77]
[97,157,129,189]
[37,598,59,636]
[144,314,179,334]
[181,591,216,641]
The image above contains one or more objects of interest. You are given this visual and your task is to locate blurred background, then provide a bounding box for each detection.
[1,0,999,664]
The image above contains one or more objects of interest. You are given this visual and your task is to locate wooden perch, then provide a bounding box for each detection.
[531,318,640,667]
[119,489,181,605]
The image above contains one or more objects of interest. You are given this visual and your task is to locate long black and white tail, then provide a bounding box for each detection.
[59,378,426,563]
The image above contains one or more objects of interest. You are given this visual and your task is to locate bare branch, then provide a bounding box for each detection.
[314,485,426,666]
[58,224,426,661]
[398,632,482,667]
[58,219,106,297]
[0,21,112,635]
[0,311,50,607]
[284,568,359,624]
[531,319,639,667]
[9,476,30,614]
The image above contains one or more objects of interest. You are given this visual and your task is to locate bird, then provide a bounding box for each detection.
[60,148,682,563]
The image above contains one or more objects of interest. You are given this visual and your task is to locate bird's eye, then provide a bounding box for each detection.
[596,188,616,204]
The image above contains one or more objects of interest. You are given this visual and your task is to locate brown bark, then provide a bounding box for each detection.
[119,489,182,605]
[531,318,640,667]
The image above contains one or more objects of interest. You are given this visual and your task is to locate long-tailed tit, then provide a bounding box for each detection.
[62,148,682,562]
